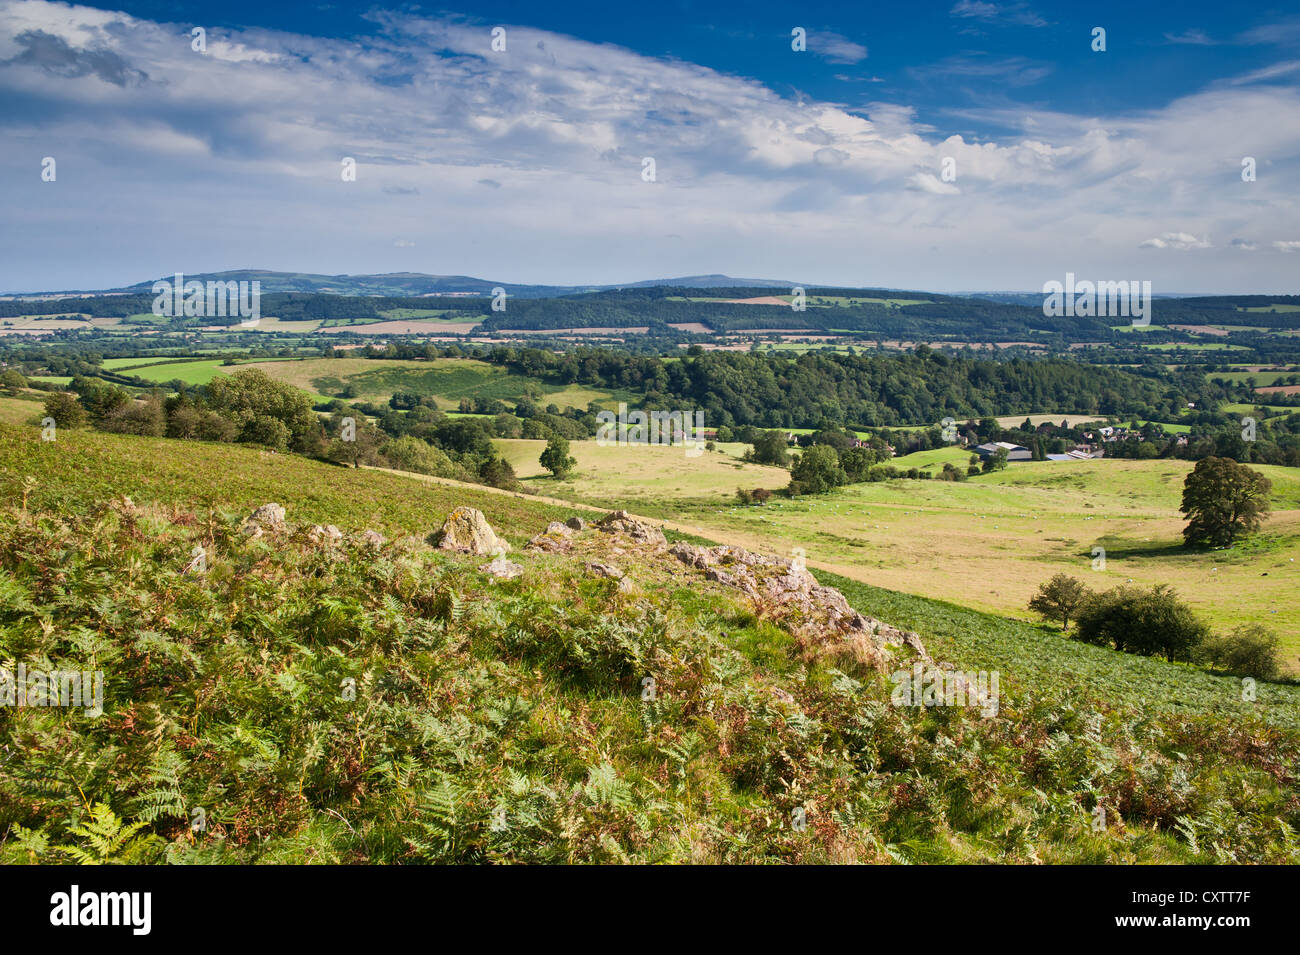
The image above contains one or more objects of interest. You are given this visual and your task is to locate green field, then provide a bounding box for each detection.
[888,446,973,470]
[1214,370,1299,387]
[116,358,235,386]
[242,357,626,409]
[502,450,1300,672]
[496,437,787,504]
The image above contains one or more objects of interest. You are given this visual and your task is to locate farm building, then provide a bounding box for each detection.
[974,441,1032,461]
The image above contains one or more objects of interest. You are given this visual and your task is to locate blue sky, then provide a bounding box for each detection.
[3,0,1299,292]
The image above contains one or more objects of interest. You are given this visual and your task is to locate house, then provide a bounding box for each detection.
[974,441,1031,461]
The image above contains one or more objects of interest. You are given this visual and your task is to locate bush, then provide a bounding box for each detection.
[238,414,292,452]
[1074,584,1209,663]
[100,396,166,437]
[1200,625,1282,681]
[381,436,462,479]
[735,488,753,505]
[43,391,87,429]
[0,369,27,394]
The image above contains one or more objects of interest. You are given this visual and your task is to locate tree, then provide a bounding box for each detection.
[747,430,792,467]
[43,391,87,428]
[1180,456,1272,547]
[1027,574,1091,630]
[539,436,576,479]
[1074,584,1209,662]
[206,368,322,454]
[325,413,385,468]
[381,435,461,479]
[981,448,1008,473]
[0,369,27,394]
[1199,624,1281,680]
[479,455,520,491]
[788,444,845,495]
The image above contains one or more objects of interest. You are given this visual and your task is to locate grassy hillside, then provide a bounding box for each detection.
[566,456,1300,669]
[496,438,787,503]
[240,357,620,409]
[2,420,1299,863]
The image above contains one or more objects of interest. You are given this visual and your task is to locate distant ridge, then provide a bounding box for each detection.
[6,270,805,299]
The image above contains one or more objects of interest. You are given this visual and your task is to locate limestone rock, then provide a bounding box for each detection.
[480,555,524,579]
[586,560,625,580]
[668,540,929,667]
[527,521,573,553]
[597,510,666,547]
[243,503,286,537]
[308,524,343,544]
[431,507,508,555]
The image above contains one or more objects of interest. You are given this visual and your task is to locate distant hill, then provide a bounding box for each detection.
[9,271,804,299]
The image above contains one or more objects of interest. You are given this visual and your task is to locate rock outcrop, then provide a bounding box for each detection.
[597,510,666,547]
[668,541,929,668]
[527,521,573,553]
[431,507,508,555]
[242,503,286,537]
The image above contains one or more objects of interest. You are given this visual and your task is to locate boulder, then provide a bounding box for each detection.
[668,540,929,665]
[597,510,666,547]
[480,555,524,580]
[359,529,386,550]
[308,524,343,544]
[431,507,508,555]
[242,503,286,537]
[585,560,625,580]
[527,521,572,553]
[565,516,587,531]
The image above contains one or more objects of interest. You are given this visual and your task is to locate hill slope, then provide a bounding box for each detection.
[1,421,1298,863]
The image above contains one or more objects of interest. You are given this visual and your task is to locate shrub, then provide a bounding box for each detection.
[1200,625,1282,681]
[1028,574,1092,631]
[1074,584,1209,663]
[43,391,87,429]
[100,396,166,437]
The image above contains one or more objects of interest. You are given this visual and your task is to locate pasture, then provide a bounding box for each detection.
[527,449,1300,671]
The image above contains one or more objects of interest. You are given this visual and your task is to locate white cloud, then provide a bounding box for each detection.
[1163,30,1215,46]
[906,172,960,195]
[949,1,1047,28]
[0,0,1297,293]
[813,30,868,64]
[1274,240,1300,252]
[1139,233,1212,250]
